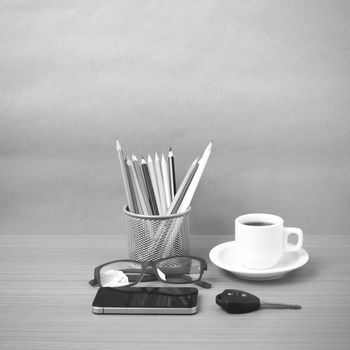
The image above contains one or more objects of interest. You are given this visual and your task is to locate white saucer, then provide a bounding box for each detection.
[209,241,309,281]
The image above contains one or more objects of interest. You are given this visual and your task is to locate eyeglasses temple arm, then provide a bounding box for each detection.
[195,280,212,289]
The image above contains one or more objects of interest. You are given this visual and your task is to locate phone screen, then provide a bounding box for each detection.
[92,287,198,314]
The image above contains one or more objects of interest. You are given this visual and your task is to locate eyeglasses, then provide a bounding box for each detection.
[89,256,212,289]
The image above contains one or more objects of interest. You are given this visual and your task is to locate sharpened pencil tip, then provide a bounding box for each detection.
[205,142,212,152]
[132,154,138,161]
[155,153,159,161]
[116,140,121,150]
[147,154,153,162]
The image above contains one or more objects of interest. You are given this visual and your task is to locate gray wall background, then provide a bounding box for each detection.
[1,1,349,238]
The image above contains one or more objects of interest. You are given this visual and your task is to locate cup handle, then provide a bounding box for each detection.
[284,227,303,252]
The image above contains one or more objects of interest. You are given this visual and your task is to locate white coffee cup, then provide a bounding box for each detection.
[235,213,303,269]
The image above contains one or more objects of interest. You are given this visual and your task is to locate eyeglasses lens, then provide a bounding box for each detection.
[156,257,202,283]
[99,261,143,287]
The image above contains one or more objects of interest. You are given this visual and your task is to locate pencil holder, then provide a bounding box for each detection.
[123,206,191,262]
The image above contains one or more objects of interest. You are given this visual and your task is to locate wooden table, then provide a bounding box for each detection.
[1,233,349,350]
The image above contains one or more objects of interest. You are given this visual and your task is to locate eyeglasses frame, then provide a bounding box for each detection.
[89,255,208,288]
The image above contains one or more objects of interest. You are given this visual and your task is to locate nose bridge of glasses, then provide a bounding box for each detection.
[141,261,158,274]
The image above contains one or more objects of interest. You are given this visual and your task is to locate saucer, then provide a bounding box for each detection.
[209,241,309,281]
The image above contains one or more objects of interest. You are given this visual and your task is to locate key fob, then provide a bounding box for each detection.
[216,289,260,314]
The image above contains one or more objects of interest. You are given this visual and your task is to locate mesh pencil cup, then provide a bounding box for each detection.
[123,206,191,262]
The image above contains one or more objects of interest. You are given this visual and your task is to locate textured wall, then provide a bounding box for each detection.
[1,1,349,237]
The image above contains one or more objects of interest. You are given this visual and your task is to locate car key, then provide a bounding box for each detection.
[216,289,301,314]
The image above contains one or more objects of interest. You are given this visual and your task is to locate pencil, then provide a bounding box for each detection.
[124,157,138,213]
[141,157,159,215]
[166,157,199,215]
[132,155,152,214]
[178,142,212,213]
[161,154,171,209]
[154,153,167,215]
[116,140,134,212]
[154,157,199,255]
[126,158,143,214]
[147,155,162,214]
[127,158,149,215]
[168,147,176,200]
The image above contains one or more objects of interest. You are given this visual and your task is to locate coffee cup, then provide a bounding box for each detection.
[235,213,303,269]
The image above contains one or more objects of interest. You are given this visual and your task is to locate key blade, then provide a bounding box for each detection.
[261,302,302,310]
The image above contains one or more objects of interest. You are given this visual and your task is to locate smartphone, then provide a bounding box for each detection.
[92,287,199,315]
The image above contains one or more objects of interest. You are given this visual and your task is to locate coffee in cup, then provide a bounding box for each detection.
[235,213,303,269]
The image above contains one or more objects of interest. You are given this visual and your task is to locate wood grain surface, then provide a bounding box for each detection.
[1,233,349,350]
